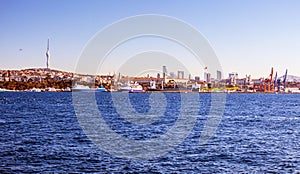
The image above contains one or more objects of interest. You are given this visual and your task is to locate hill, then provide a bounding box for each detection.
[279,75,300,82]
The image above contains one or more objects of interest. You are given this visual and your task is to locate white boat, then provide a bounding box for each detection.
[0,88,15,92]
[289,88,300,93]
[0,88,7,92]
[72,84,92,92]
[96,85,107,92]
[63,87,71,92]
[129,82,143,93]
[27,88,42,92]
[45,87,57,92]
[118,83,131,92]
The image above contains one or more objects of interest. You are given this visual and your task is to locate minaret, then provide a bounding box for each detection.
[46,39,50,69]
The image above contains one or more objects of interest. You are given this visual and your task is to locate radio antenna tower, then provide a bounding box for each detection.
[46,39,50,69]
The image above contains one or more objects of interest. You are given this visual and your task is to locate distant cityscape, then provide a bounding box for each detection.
[0,65,300,93]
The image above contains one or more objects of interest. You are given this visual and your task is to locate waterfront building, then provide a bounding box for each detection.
[228,72,238,85]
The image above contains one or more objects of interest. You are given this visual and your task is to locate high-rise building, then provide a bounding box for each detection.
[204,72,211,83]
[169,72,176,79]
[228,72,238,79]
[162,66,167,79]
[228,72,238,85]
[46,39,50,69]
[217,70,222,80]
[117,72,121,82]
[207,73,211,83]
[177,70,184,79]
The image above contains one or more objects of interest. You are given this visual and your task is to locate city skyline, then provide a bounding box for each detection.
[1,0,300,78]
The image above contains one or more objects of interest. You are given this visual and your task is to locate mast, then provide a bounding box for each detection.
[46,39,50,69]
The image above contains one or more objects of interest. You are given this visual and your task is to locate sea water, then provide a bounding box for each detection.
[0,92,299,173]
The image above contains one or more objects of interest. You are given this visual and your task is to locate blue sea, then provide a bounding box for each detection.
[0,92,299,173]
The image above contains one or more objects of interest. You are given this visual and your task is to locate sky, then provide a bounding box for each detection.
[1,0,300,79]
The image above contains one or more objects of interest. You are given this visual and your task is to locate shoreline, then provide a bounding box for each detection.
[1,89,299,94]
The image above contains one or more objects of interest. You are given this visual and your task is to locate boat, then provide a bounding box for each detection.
[0,88,7,92]
[0,88,16,92]
[287,88,300,93]
[129,82,143,93]
[72,84,93,92]
[118,83,132,92]
[63,87,71,92]
[28,88,42,92]
[45,87,57,92]
[147,80,162,92]
[161,80,192,93]
[96,85,107,92]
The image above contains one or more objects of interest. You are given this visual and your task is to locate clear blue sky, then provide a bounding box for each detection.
[1,0,299,78]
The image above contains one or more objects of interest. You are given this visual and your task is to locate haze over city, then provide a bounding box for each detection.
[1,0,300,78]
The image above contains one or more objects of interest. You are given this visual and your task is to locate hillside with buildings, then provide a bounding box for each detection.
[0,66,299,93]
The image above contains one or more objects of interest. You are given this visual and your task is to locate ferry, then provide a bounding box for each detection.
[129,82,143,93]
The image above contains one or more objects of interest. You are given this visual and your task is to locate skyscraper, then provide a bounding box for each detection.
[162,66,167,79]
[217,70,222,80]
[46,39,50,69]
[177,70,184,79]
[206,73,211,83]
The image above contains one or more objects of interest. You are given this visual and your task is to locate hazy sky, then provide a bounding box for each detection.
[1,0,299,78]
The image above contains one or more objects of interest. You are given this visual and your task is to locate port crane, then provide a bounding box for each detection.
[282,69,288,92]
[263,68,288,93]
[263,67,274,93]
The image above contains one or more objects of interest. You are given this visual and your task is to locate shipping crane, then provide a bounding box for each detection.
[264,67,274,93]
[283,69,288,91]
